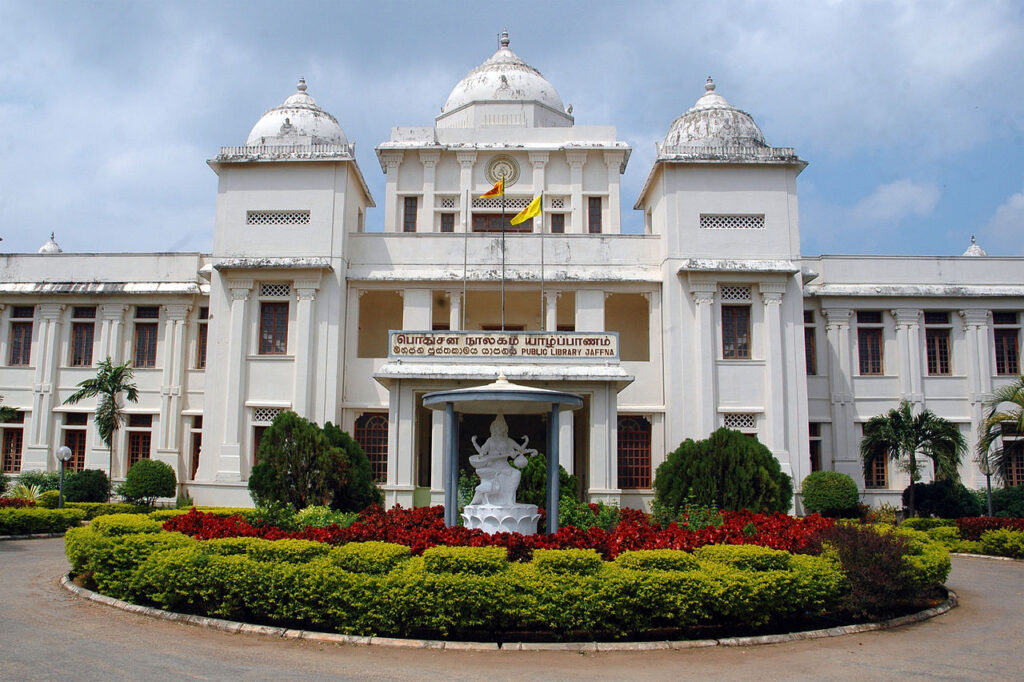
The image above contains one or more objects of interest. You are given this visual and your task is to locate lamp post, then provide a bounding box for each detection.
[56,445,73,509]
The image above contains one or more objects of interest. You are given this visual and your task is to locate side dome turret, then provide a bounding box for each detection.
[38,232,62,254]
[246,78,348,146]
[662,78,767,148]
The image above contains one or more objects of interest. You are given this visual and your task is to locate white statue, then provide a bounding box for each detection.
[468,413,537,507]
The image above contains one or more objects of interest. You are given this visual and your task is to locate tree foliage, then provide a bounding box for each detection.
[977,376,1024,486]
[860,400,967,517]
[64,469,111,503]
[118,459,176,506]
[322,421,383,512]
[248,411,347,511]
[902,479,981,519]
[0,395,17,424]
[514,452,579,507]
[654,428,793,514]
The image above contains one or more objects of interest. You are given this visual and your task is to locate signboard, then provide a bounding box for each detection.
[389,331,619,362]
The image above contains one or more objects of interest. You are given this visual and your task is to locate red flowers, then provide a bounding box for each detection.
[164,506,834,560]
[956,516,1024,541]
[0,497,37,508]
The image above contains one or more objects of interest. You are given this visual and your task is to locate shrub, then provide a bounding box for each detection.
[655,428,792,515]
[322,422,383,512]
[515,453,579,506]
[0,507,86,535]
[801,472,860,517]
[558,498,621,531]
[70,502,150,520]
[615,549,699,572]
[990,485,1024,518]
[903,480,982,519]
[422,546,508,575]
[38,490,60,508]
[17,470,61,492]
[245,538,331,564]
[532,548,603,576]
[87,531,194,598]
[979,528,1024,559]
[247,502,299,530]
[0,497,36,508]
[9,482,41,501]
[956,516,1024,541]
[64,469,110,503]
[694,544,792,571]
[0,473,8,497]
[330,541,411,574]
[90,513,163,536]
[295,505,359,529]
[248,411,346,511]
[118,459,176,506]
[456,469,479,509]
[902,517,955,531]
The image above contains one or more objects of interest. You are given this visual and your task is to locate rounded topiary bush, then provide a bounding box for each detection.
[118,459,176,506]
[654,428,792,514]
[64,469,110,503]
[801,471,860,517]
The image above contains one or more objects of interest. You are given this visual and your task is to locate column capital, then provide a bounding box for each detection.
[455,150,477,166]
[758,281,787,296]
[228,279,254,300]
[445,290,463,303]
[543,290,560,303]
[690,281,716,305]
[823,307,852,329]
[380,151,404,170]
[566,150,588,168]
[100,304,128,321]
[418,150,441,167]
[959,308,990,328]
[891,308,921,326]
[163,304,192,321]
[37,304,66,320]
[528,151,550,167]
[603,150,625,169]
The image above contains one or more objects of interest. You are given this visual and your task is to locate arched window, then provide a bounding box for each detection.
[617,416,652,489]
[355,413,389,483]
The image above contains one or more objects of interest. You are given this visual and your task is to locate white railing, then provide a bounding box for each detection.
[215,143,355,161]
[656,143,798,160]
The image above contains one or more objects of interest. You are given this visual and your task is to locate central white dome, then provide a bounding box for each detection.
[246,78,348,147]
[441,31,566,115]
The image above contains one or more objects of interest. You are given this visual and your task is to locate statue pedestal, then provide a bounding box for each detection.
[462,504,541,535]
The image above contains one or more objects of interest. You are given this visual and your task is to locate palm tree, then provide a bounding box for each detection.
[860,399,967,517]
[63,357,139,496]
[977,377,1024,487]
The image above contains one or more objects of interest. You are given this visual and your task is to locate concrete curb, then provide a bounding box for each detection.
[0,532,66,541]
[59,573,959,652]
[950,552,1022,562]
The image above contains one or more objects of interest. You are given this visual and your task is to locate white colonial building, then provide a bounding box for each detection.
[1,32,1021,509]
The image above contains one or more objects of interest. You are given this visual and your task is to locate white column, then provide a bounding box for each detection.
[420,150,440,232]
[528,151,549,232]
[824,308,856,477]
[25,305,65,470]
[574,290,605,332]
[604,152,625,234]
[690,282,718,437]
[430,408,445,505]
[156,305,189,477]
[544,291,559,331]
[0,306,7,365]
[292,279,320,418]
[402,289,431,330]
[892,308,923,404]
[381,152,403,233]
[217,279,252,481]
[960,309,991,484]
[456,151,477,233]
[760,282,786,460]
[558,406,574,474]
[447,290,463,330]
[98,304,127,363]
[566,151,587,234]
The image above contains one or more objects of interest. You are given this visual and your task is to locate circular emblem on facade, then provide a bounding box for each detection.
[486,155,520,186]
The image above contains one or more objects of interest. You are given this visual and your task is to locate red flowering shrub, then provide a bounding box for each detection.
[0,497,36,508]
[956,516,1024,541]
[164,505,834,560]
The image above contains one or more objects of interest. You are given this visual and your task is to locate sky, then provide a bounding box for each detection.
[1,0,1022,257]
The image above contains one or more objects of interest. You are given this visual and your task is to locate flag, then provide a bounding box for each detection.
[510,194,542,225]
[480,177,503,198]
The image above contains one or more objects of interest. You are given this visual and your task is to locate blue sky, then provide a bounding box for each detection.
[1,0,1022,256]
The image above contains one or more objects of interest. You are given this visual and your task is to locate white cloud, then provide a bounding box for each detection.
[851,180,940,224]
[979,184,1024,256]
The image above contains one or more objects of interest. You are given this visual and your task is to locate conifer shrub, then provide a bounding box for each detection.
[118,459,176,506]
[800,471,860,517]
[64,469,111,503]
[654,428,793,514]
[322,421,383,512]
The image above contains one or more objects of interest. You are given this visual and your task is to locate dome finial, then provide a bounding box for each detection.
[296,77,307,92]
[500,29,510,49]
[963,235,988,256]
[705,77,715,92]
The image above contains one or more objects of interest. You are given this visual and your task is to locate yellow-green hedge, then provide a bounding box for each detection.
[979,528,1024,559]
[0,507,86,535]
[147,507,253,522]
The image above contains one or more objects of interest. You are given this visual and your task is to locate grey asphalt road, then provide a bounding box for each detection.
[1,537,1022,681]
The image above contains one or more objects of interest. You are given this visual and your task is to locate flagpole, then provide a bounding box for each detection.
[500,173,506,331]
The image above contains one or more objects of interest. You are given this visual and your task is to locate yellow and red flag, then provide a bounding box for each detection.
[480,177,504,198]
[510,194,542,225]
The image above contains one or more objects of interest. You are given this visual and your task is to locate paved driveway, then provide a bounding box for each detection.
[1,537,1022,681]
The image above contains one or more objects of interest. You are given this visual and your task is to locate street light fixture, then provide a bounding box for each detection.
[56,445,73,509]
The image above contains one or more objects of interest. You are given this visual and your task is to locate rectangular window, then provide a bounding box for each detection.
[355,413,389,483]
[196,307,209,369]
[127,432,151,469]
[63,428,87,472]
[992,312,1017,326]
[9,322,32,366]
[995,329,1019,376]
[73,306,96,319]
[617,416,652,489]
[809,423,822,472]
[259,301,289,354]
[135,306,159,319]
[191,416,203,480]
[865,457,887,489]
[70,322,95,367]
[925,328,951,375]
[858,327,883,375]
[440,213,455,233]
[722,305,751,359]
[1007,449,1024,487]
[403,196,418,233]
[804,310,817,375]
[11,306,35,319]
[587,197,602,234]
[550,213,565,233]
[133,323,158,368]
[2,428,23,474]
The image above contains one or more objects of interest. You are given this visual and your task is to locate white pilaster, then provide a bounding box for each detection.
[447,290,463,330]
[544,291,559,331]
[566,151,587,234]
[292,279,320,417]
[690,282,717,437]
[604,151,625,234]
[528,151,548,232]
[824,308,856,477]
[381,152,403,233]
[760,282,786,459]
[456,151,477,233]
[892,308,923,404]
[420,150,440,232]
[217,279,252,481]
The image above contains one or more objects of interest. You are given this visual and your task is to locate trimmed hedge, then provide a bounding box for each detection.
[694,544,792,572]
[0,507,86,535]
[902,518,955,531]
[66,527,848,638]
[71,502,151,520]
[614,549,699,572]
[979,529,1024,559]
[148,507,254,522]
[532,548,603,576]
[90,513,163,537]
